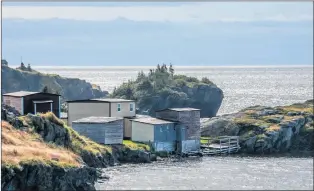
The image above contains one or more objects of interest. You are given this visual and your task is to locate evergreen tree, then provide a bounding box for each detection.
[169,63,174,77]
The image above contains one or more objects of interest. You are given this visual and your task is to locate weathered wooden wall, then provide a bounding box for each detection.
[72,119,123,144]
[2,96,22,114]
[178,110,201,140]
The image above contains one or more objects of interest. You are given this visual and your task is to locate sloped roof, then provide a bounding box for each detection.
[3,91,60,97]
[67,98,134,103]
[156,108,200,112]
[72,116,123,124]
[131,117,174,125]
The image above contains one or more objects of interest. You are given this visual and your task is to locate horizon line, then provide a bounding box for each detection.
[9,65,314,69]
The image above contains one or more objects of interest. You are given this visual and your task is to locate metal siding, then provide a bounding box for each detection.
[72,120,123,144]
[180,140,201,153]
[104,120,123,144]
[153,142,176,152]
[154,123,176,142]
[110,102,136,118]
[68,102,110,127]
[131,121,154,142]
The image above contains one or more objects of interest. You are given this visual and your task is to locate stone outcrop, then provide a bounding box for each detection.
[2,164,99,191]
[201,100,314,155]
[2,65,108,103]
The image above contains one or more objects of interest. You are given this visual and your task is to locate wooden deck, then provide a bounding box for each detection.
[200,136,241,155]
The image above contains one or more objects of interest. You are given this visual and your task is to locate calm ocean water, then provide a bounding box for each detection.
[35,66,314,190]
[36,66,313,115]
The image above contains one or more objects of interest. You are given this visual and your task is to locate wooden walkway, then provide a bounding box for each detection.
[201,136,241,155]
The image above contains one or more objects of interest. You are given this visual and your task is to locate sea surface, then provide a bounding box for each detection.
[36,66,313,115]
[95,157,313,190]
[35,66,314,190]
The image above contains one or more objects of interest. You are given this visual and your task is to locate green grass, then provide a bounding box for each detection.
[123,140,150,151]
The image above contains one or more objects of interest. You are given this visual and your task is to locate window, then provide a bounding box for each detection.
[117,103,121,112]
[130,103,134,112]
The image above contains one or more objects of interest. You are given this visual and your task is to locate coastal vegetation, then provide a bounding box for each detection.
[111,64,224,117]
[201,100,314,155]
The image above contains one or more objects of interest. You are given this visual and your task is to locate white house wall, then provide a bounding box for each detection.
[68,102,110,126]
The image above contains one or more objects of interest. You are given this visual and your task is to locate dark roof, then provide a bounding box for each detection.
[72,116,123,124]
[3,91,60,97]
[131,117,174,125]
[156,108,200,112]
[67,98,135,103]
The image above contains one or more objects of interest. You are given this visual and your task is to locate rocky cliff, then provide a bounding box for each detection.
[1,105,153,191]
[111,64,224,117]
[201,100,314,155]
[2,65,108,102]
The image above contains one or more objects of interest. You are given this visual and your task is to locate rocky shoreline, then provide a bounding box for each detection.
[201,100,314,156]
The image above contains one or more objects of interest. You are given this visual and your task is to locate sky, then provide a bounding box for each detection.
[1,2,313,66]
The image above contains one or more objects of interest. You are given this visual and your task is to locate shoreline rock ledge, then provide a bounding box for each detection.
[201,100,314,155]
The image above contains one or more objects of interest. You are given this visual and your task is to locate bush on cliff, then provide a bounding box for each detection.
[111,64,224,117]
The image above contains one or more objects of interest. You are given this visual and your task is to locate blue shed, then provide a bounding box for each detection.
[131,117,176,152]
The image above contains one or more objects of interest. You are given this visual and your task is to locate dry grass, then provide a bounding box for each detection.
[2,121,80,168]
[64,125,113,154]
[123,140,150,151]
[265,124,281,132]
[280,105,313,114]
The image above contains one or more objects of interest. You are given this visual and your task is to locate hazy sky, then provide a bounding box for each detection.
[2,2,313,66]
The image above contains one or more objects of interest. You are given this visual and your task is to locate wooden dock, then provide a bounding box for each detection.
[201,136,241,155]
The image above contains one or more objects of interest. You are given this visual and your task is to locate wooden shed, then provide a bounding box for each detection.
[131,117,176,152]
[2,91,61,117]
[156,108,201,154]
[72,116,123,144]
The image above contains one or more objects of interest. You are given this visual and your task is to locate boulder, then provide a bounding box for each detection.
[201,117,239,137]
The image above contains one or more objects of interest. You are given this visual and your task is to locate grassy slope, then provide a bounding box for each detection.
[4,112,150,168]
[2,121,80,168]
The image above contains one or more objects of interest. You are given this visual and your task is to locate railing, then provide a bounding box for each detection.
[201,136,240,155]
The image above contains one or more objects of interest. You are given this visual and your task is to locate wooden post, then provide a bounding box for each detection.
[228,137,231,154]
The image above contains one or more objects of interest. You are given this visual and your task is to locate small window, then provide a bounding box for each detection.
[117,103,121,112]
[130,103,134,112]
[160,128,163,133]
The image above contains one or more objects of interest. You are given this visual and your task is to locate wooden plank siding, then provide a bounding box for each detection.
[2,96,23,114]
[72,119,123,144]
